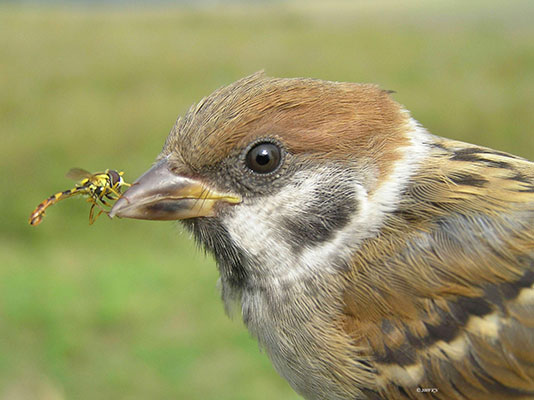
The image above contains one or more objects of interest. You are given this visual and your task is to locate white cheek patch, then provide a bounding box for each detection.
[222,117,430,287]
[222,168,342,284]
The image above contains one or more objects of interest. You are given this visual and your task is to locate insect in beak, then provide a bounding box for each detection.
[29,168,130,226]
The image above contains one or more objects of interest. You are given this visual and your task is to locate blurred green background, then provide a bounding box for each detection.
[1,1,533,399]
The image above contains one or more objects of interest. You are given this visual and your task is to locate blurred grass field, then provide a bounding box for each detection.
[1,1,534,399]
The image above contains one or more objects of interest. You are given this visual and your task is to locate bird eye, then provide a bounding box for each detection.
[245,142,281,174]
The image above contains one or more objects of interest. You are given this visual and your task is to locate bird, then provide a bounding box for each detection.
[109,72,534,399]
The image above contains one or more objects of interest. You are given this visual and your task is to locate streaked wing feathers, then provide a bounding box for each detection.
[343,139,534,399]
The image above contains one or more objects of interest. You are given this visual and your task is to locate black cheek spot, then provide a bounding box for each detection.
[282,184,358,253]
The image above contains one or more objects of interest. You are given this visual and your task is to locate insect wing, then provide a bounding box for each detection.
[66,168,93,181]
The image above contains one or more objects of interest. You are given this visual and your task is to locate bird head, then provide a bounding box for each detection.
[110,72,424,304]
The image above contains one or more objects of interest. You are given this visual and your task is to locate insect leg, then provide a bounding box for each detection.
[107,186,123,198]
[89,202,106,225]
[100,198,112,207]
[91,193,112,218]
[89,203,96,225]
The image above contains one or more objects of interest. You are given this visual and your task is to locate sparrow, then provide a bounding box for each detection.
[109,72,534,399]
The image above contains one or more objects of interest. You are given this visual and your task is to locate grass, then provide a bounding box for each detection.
[1,1,533,398]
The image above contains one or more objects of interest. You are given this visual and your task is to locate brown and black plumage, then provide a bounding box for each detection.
[110,73,534,399]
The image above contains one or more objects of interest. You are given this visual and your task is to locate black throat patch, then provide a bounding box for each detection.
[182,218,249,293]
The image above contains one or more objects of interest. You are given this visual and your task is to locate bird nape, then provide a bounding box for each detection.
[110,72,534,400]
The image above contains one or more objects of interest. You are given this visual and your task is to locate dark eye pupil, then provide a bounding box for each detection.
[246,142,281,174]
[256,149,271,166]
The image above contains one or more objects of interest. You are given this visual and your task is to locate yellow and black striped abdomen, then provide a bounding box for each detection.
[29,187,88,226]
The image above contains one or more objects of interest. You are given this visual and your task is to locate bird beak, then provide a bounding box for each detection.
[109,159,241,220]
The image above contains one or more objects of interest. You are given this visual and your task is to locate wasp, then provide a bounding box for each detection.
[29,168,130,226]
